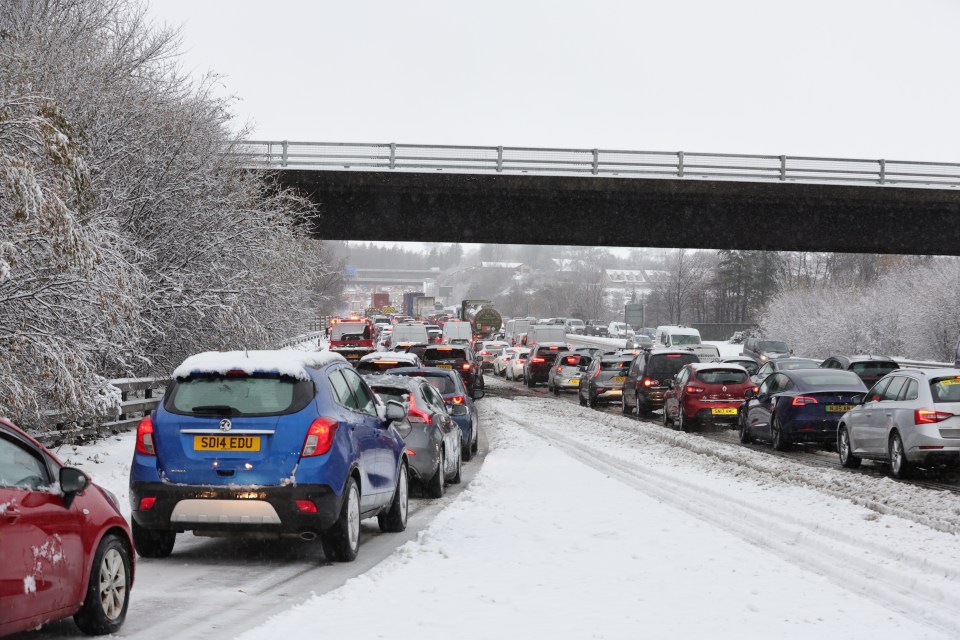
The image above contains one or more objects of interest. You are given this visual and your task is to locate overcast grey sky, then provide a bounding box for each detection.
[148,0,960,163]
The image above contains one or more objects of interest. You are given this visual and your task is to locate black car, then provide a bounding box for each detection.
[819,355,899,388]
[583,320,609,337]
[621,349,700,416]
[719,356,760,377]
[578,356,633,408]
[419,345,484,394]
[750,357,820,387]
[523,342,567,387]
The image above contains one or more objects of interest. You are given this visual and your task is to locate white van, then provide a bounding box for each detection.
[442,321,473,345]
[654,325,702,348]
[525,324,567,346]
[505,319,532,345]
[390,323,429,349]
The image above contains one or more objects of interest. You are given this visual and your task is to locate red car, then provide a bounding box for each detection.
[663,363,754,431]
[0,418,134,636]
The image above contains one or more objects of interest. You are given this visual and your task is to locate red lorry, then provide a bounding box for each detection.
[371,292,390,309]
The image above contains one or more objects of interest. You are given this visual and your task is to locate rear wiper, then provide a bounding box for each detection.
[190,405,240,416]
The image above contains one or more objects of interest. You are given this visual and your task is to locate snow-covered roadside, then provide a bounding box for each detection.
[237,398,954,640]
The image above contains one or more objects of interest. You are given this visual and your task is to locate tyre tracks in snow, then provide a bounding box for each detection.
[486,396,960,638]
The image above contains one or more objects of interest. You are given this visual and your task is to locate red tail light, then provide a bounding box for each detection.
[517,359,526,365]
[594,367,601,378]
[479,350,491,356]
[301,417,338,457]
[685,385,705,395]
[461,362,471,370]
[450,395,465,405]
[641,377,655,387]
[531,357,545,363]
[557,366,565,373]
[136,416,156,456]
[407,396,433,425]
[792,395,819,406]
[915,409,953,424]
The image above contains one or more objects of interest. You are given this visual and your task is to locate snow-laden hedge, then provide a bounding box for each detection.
[760,260,960,362]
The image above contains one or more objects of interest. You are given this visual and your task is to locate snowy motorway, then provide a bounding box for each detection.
[15,376,960,639]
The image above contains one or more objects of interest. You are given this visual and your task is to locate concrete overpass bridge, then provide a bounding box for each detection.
[238,141,960,256]
[350,268,440,288]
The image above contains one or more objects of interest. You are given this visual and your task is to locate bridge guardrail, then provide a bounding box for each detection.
[234,140,960,189]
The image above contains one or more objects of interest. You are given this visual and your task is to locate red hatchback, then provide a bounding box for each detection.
[0,418,134,636]
[663,363,754,431]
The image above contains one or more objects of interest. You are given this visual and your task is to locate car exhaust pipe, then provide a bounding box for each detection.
[300,530,318,541]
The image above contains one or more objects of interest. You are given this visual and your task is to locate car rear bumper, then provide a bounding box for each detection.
[130,481,342,533]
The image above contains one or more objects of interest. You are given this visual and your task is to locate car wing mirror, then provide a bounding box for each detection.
[471,388,485,400]
[850,394,863,405]
[59,467,88,509]
[384,400,406,423]
[743,388,756,399]
[450,404,469,416]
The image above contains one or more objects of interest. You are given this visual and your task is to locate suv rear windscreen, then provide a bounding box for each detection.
[601,360,632,373]
[647,354,699,378]
[424,347,468,362]
[166,375,313,417]
[850,362,899,379]
[696,369,748,384]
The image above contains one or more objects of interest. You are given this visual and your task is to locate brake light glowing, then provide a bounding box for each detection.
[138,497,156,511]
[406,449,417,456]
[301,418,338,457]
[557,366,565,373]
[450,395,465,405]
[667,354,682,358]
[915,409,953,424]
[135,416,156,456]
[479,350,491,356]
[461,363,471,370]
[792,395,819,406]
[531,357,545,363]
[295,500,318,513]
[549,346,559,350]
[685,385,705,394]
[226,369,247,376]
[517,359,526,364]
[642,378,655,387]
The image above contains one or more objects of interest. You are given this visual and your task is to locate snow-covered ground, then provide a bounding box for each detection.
[37,360,960,639]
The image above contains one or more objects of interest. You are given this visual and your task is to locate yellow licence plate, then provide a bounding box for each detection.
[613,376,625,383]
[346,354,359,360]
[194,435,261,452]
[711,408,738,415]
[827,404,853,413]
[436,364,452,369]
[570,379,580,385]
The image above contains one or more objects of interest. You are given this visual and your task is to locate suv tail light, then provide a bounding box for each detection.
[136,416,156,456]
[449,395,465,405]
[641,377,655,387]
[915,409,953,424]
[302,418,338,457]
[792,395,819,406]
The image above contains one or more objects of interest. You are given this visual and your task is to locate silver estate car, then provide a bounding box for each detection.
[837,368,960,479]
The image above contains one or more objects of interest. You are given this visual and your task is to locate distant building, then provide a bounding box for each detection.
[480,261,532,274]
[601,269,669,294]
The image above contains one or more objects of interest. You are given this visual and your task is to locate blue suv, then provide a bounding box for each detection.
[129,350,409,562]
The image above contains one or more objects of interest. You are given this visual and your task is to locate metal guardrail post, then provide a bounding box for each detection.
[592,149,599,175]
[779,155,786,181]
[497,146,503,172]
[389,143,396,169]
[678,151,685,177]
[281,140,289,167]
[879,159,886,184]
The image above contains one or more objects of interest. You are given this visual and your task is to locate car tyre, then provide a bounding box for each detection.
[662,405,672,428]
[450,449,463,484]
[471,425,479,455]
[426,448,445,498]
[621,394,630,415]
[131,520,175,559]
[553,383,561,396]
[378,463,409,533]
[738,413,753,444]
[772,414,790,451]
[74,534,131,635]
[579,390,587,407]
[838,427,861,468]
[322,476,361,562]
[889,432,912,480]
[587,392,597,409]
[677,409,687,432]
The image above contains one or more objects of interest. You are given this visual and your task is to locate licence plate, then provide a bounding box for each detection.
[346,354,359,360]
[827,404,853,413]
[436,364,452,369]
[570,379,580,385]
[613,376,625,383]
[711,408,737,415]
[194,435,260,452]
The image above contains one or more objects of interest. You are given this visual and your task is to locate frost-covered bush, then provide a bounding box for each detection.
[760,259,960,362]
[0,1,336,428]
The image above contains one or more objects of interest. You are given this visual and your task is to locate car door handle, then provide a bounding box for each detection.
[885,412,893,417]
[3,508,20,524]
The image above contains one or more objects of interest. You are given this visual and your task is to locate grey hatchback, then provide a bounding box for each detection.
[837,368,960,479]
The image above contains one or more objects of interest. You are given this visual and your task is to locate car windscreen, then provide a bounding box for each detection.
[370,386,412,404]
[166,374,313,417]
[758,341,789,352]
[777,360,819,371]
[424,348,468,361]
[647,354,699,377]
[331,323,369,340]
[601,360,632,373]
[671,334,700,345]
[356,361,409,373]
[696,369,748,384]
[794,372,864,388]
[392,371,459,395]
[930,377,960,402]
[850,361,899,378]
[730,360,759,375]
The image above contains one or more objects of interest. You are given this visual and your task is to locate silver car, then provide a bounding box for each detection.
[837,368,960,479]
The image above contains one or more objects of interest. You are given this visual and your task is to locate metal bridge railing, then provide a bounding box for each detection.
[231,140,960,189]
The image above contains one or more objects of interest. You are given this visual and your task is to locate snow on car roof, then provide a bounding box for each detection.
[360,351,420,362]
[173,350,345,381]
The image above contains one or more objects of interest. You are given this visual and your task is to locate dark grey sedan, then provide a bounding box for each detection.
[366,375,462,498]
